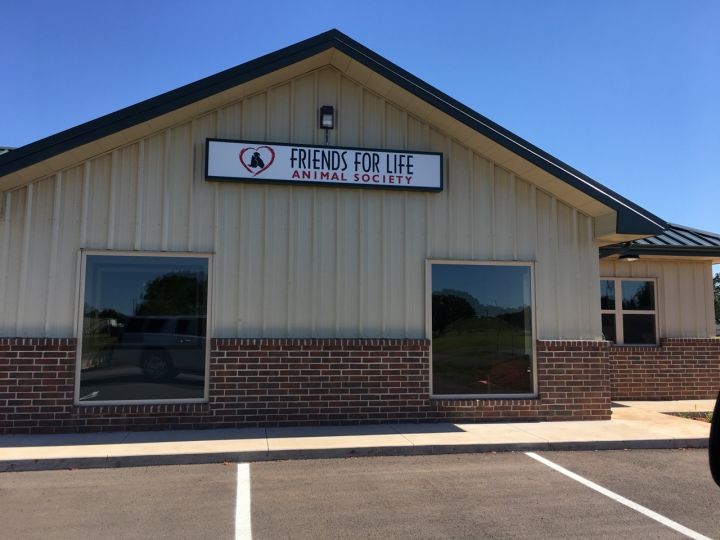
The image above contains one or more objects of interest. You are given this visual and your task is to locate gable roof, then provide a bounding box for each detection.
[0,29,666,235]
[600,223,720,260]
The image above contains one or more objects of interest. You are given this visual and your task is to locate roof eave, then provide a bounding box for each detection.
[599,245,720,261]
[0,29,666,235]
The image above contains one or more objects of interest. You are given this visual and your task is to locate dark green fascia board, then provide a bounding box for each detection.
[599,245,720,258]
[0,29,666,235]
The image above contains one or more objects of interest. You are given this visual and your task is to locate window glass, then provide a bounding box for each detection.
[622,314,656,345]
[79,255,209,402]
[601,314,616,342]
[600,278,657,345]
[600,280,615,310]
[622,281,655,310]
[431,264,533,396]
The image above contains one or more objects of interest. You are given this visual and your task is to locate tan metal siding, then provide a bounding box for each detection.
[599,258,715,338]
[0,65,601,340]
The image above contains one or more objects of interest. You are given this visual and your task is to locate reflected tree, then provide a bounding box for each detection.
[135,273,208,316]
[432,293,475,334]
[624,282,653,310]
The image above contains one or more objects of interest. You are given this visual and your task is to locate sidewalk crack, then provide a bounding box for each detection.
[389,424,415,447]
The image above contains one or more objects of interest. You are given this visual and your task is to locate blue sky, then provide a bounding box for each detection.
[2,1,718,272]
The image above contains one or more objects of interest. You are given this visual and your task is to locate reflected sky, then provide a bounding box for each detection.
[85,256,207,316]
[432,264,530,311]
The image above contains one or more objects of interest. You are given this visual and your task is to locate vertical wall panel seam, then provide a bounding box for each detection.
[262,184,270,335]
[571,208,581,337]
[334,189,341,336]
[313,71,319,145]
[586,215,598,339]
[287,80,295,337]
[107,151,117,249]
[287,191,296,337]
[358,189,365,336]
[380,97,387,336]
[694,262,707,337]
[161,129,171,251]
[490,162,496,260]
[403,189,409,337]
[134,140,145,250]
[336,69,342,146]
[213,163,222,336]
[381,192,387,335]
[358,87,365,336]
[188,120,196,251]
[705,263,715,336]
[551,196,560,336]
[16,184,33,335]
[700,262,710,337]
[261,92,270,336]
[311,188,318,334]
[80,162,90,248]
[510,173,517,260]
[209,110,219,337]
[0,192,12,333]
[235,105,246,336]
[657,262,667,337]
[470,150,477,259]
[311,71,319,333]
[44,173,62,335]
[445,137,452,258]
[403,113,411,336]
[423,121,431,278]
[530,185,538,257]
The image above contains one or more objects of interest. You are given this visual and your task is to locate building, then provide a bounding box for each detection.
[1,30,718,434]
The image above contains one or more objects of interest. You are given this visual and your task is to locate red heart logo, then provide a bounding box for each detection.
[239,146,275,177]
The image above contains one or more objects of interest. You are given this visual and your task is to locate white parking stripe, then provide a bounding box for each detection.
[236,463,252,540]
[525,452,711,540]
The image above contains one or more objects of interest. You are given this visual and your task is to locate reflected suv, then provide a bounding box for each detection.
[110,316,206,380]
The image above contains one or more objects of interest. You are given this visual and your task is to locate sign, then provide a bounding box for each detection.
[205,139,443,191]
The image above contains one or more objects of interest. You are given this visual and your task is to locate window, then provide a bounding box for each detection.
[600,278,657,345]
[77,253,210,404]
[430,262,535,397]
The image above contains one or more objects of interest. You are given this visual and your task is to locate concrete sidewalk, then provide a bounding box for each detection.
[0,400,714,472]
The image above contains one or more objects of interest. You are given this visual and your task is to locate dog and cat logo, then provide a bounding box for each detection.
[239,145,275,176]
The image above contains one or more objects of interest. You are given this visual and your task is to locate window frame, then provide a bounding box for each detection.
[426,259,538,400]
[74,249,214,406]
[600,276,659,346]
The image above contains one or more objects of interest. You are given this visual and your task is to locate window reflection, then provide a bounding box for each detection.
[79,255,209,402]
[622,314,656,344]
[622,281,655,311]
[600,280,615,310]
[601,314,616,342]
[431,264,534,396]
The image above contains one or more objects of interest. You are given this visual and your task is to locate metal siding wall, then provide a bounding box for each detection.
[1,66,600,339]
[0,188,26,334]
[599,259,715,338]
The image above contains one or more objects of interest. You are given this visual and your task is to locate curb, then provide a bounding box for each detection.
[0,437,708,473]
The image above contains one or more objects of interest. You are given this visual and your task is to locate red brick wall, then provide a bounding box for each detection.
[431,341,611,422]
[0,338,76,433]
[1,338,611,434]
[609,338,720,400]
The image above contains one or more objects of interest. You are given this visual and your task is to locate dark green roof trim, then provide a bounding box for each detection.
[600,223,720,258]
[0,29,666,235]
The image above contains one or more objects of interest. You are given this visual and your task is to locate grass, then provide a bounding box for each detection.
[432,316,533,394]
[667,411,713,423]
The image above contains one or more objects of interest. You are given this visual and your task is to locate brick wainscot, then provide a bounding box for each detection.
[3,338,618,434]
[609,338,720,400]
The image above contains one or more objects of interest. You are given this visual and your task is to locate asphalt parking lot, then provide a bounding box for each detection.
[1,449,718,539]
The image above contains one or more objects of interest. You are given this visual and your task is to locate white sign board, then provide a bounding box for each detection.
[205,139,443,191]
